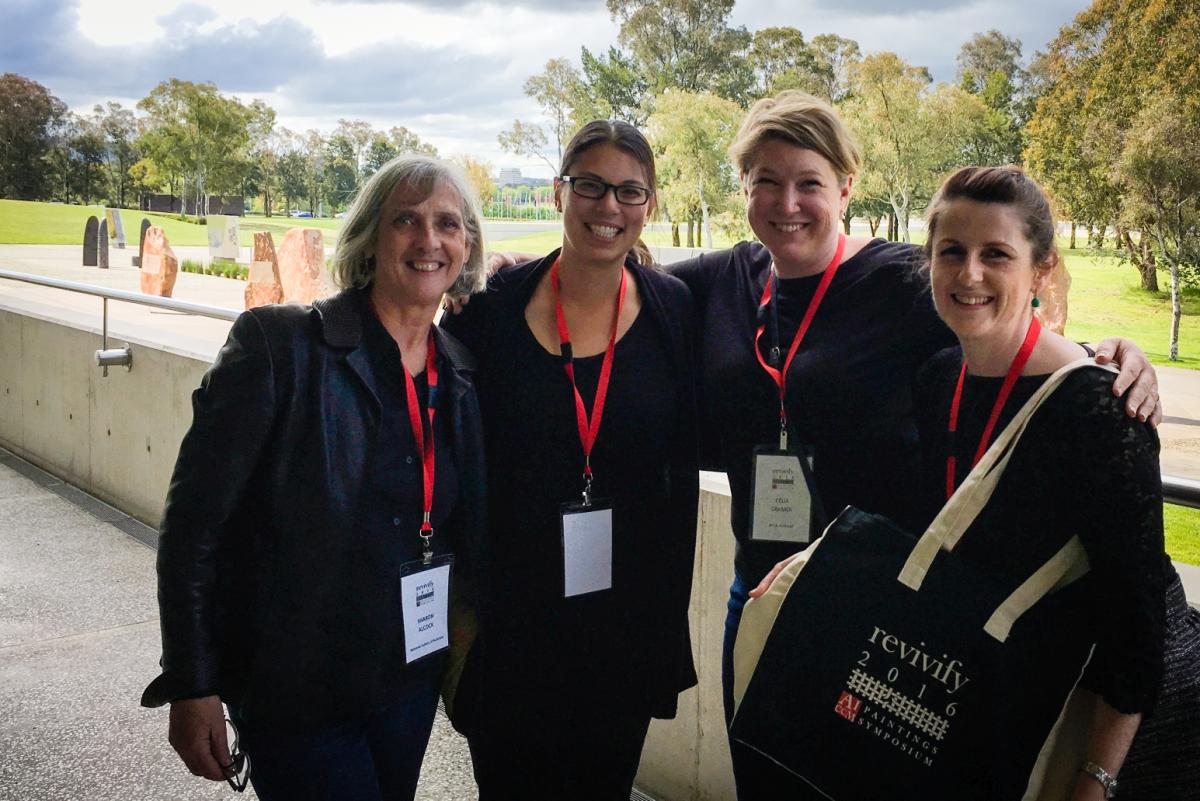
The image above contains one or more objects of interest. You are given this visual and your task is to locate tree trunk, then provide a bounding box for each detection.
[1115,226,1125,253]
[1069,223,1076,249]
[868,216,880,237]
[699,177,713,249]
[671,222,680,247]
[686,219,694,249]
[887,211,896,240]
[897,208,910,243]
[843,214,851,235]
[1095,225,1105,249]
[1171,258,1181,360]
[1124,230,1159,292]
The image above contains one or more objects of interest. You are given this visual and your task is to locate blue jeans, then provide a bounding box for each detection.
[230,677,441,801]
[722,571,750,726]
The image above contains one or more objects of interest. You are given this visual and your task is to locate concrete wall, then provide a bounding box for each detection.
[637,474,737,800]
[0,308,210,526]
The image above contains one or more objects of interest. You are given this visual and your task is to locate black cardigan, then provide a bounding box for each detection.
[442,251,700,719]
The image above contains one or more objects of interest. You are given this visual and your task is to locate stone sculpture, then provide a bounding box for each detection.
[83,216,99,266]
[277,227,330,304]
[140,226,179,297]
[245,232,284,309]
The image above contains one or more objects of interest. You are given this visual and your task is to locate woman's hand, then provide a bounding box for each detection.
[1093,337,1162,425]
[749,552,806,599]
[168,695,233,781]
[442,251,539,315]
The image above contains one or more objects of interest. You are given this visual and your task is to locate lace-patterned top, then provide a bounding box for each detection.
[914,347,1170,713]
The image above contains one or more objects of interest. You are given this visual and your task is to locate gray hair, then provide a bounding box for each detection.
[330,154,487,295]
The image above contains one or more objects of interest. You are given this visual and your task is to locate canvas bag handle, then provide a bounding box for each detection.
[898,357,1114,640]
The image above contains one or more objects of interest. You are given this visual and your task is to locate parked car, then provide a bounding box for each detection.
[288,209,314,218]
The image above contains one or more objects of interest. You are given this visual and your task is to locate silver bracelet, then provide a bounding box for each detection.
[1081,760,1119,799]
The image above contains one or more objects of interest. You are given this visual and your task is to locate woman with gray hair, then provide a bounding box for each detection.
[142,154,489,801]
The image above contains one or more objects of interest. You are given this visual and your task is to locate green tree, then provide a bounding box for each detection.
[524,58,582,165]
[574,46,650,127]
[844,54,985,241]
[748,27,825,98]
[1115,93,1200,360]
[0,73,67,199]
[137,79,255,217]
[1024,0,1200,294]
[498,118,556,174]
[809,34,862,102]
[92,102,140,207]
[955,30,1025,164]
[606,0,753,103]
[387,126,438,157]
[647,89,742,247]
[452,154,496,208]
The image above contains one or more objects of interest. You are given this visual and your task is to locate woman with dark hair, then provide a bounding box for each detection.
[441,119,699,799]
[142,155,489,801]
[912,166,1199,800]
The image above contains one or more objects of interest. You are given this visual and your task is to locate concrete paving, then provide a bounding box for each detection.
[0,448,477,801]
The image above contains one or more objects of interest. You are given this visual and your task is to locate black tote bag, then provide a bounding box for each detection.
[729,359,1108,801]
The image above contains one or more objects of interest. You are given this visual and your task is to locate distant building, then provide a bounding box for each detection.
[497,168,523,186]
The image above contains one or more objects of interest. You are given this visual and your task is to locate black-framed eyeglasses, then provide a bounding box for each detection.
[560,175,653,206]
[224,718,252,793]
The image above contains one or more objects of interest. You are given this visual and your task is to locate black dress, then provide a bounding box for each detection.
[915,347,1200,800]
[441,252,699,799]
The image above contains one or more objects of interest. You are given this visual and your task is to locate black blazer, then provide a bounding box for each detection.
[141,288,487,730]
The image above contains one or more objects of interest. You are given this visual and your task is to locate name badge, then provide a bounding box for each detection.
[750,445,818,543]
[560,500,613,598]
[399,555,453,664]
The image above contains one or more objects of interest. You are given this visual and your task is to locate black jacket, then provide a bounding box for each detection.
[141,288,487,731]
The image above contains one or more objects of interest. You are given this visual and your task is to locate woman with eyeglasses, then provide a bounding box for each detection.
[142,155,488,801]
[440,119,699,799]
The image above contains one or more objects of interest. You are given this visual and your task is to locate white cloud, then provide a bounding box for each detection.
[6,0,1090,178]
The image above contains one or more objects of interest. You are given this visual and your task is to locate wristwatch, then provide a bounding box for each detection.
[1081,760,1119,799]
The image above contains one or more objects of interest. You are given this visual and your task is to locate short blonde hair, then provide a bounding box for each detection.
[330,155,487,295]
[729,91,862,182]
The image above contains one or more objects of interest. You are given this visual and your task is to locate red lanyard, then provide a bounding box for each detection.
[550,256,627,505]
[945,316,1042,500]
[403,331,439,560]
[754,234,846,450]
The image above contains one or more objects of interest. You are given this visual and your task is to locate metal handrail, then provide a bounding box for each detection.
[5,267,1200,508]
[0,269,240,321]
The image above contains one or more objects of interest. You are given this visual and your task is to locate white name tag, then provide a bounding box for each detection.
[561,501,613,597]
[399,556,452,664]
[750,449,814,543]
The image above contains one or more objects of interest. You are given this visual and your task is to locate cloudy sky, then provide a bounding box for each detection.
[4,0,1090,177]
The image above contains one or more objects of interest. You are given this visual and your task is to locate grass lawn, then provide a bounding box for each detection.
[1060,247,1200,369]
[0,199,342,247]
[1165,506,1200,565]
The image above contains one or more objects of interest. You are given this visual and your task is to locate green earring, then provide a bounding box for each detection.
[1031,295,1041,308]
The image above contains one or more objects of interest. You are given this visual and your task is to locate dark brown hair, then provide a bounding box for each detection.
[559,119,657,265]
[560,119,657,192]
[924,166,1058,266]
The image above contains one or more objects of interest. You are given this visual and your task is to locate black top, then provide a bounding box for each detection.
[142,289,488,731]
[914,348,1168,713]
[668,239,955,584]
[442,252,700,718]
